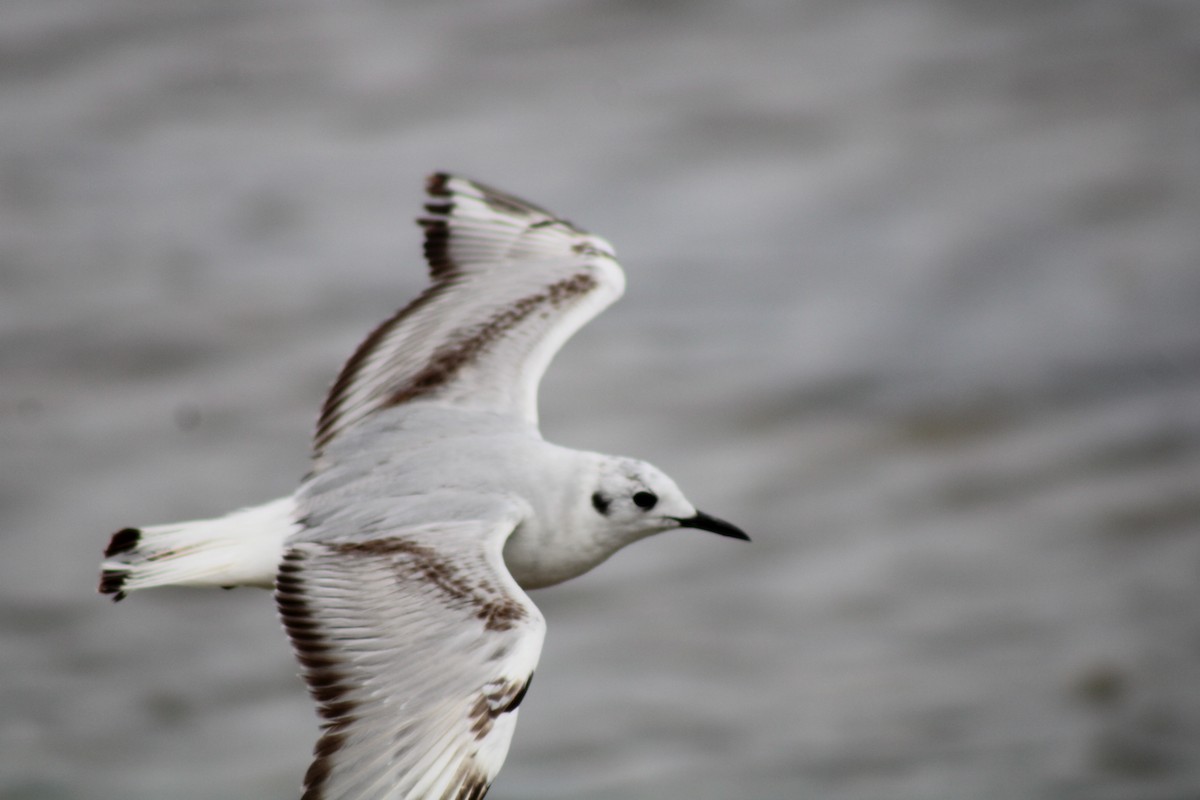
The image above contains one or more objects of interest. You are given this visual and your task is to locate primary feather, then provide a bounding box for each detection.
[314,173,625,455]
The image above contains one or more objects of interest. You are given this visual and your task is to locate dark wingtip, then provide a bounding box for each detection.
[426,172,452,196]
[505,672,533,713]
[105,527,141,558]
[419,216,454,278]
[99,569,129,601]
[418,174,459,278]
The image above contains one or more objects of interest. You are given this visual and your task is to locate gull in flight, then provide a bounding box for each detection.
[99,173,748,800]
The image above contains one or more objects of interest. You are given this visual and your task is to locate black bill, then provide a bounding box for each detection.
[674,511,750,541]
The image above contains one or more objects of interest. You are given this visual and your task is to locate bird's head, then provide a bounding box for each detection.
[585,456,748,547]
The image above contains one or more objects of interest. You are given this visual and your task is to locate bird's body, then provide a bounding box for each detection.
[304,404,679,589]
[100,174,745,799]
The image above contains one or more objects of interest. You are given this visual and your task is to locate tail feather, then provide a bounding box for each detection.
[99,497,297,601]
[105,528,140,558]
[99,565,132,601]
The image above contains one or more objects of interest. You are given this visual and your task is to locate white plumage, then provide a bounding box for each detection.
[100,174,746,800]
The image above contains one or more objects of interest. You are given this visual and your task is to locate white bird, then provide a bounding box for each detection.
[99,173,748,800]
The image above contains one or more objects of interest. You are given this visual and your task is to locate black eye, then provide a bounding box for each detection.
[591,492,611,515]
[632,491,658,510]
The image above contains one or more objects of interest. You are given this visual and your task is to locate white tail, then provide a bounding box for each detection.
[99,497,298,600]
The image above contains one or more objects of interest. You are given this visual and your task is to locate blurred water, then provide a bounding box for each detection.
[2,1,1199,798]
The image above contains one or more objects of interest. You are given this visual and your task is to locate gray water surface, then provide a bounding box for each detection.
[3,2,1200,798]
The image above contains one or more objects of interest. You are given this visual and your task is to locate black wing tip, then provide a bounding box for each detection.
[422,172,562,222]
[420,216,455,279]
[425,171,485,200]
[505,672,533,713]
[417,172,578,280]
[105,527,141,558]
[419,174,462,279]
[99,569,129,601]
[456,773,492,800]
[426,171,454,197]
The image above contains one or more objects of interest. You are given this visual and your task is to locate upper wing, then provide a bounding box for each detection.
[315,174,625,454]
[276,506,545,800]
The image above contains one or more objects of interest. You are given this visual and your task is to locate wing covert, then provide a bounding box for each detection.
[276,510,545,800]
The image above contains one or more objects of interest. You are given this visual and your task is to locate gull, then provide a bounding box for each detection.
[99,173,748,800]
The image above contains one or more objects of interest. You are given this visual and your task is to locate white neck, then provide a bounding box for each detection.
[500,449,633,589]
